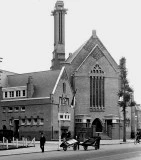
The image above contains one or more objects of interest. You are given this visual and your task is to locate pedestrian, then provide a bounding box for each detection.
[96,133,101,149]
[75,135,80,150]
[40,132,46,152]
[136,131,140,143]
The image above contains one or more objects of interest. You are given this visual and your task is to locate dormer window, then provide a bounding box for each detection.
[9,91,14,97]
[22,90,26,96]
[2,86,27,99]
[4,92,7,98]
[16,90,21,97]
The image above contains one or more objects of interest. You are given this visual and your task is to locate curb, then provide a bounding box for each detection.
[0,141,134,157]
[0,149,58,157]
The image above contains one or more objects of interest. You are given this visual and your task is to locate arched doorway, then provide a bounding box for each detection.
[91,118,103,136]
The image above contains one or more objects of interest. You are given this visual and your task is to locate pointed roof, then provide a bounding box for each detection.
[65,30,119,73]
[65,41,87,64]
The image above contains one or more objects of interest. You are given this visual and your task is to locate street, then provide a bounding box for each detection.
[0,143,141,160]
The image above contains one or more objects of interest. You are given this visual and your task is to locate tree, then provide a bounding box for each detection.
[118,57,136,142]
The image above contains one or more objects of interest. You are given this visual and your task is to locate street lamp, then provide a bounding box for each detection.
[135,115,137,136]
[58,99,61,151]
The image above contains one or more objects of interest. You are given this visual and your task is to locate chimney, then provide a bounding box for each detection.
[92,30,97,38]
[27,76,34,98]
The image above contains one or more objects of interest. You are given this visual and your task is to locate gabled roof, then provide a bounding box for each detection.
[65,41,87,64]
[65,30,119,73]
[7,70,61,98]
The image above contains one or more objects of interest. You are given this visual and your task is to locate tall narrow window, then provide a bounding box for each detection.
[63,82,66,93]
[4,92,8,98]
[90,64,105,111]
[22,90,26,96]
[16,90,21,97]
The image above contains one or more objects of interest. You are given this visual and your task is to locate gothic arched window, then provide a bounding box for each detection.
[90,64,105,111]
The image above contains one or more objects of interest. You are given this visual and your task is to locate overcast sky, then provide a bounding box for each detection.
[0,0,141,104]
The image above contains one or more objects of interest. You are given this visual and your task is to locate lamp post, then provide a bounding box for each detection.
[58,97,61,151]
[135,115,137,136]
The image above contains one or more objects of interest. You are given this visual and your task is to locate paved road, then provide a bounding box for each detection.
[0,143,141,160]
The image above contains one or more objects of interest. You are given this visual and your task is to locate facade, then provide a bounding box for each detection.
[0,67,74,140]
[50,1,131,140]
[64,30,122,140]
[0,0,136,140]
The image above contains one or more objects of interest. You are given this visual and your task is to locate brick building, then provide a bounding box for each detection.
[0,67,74,140]
[0,0,133,140]
[51,1,128,140]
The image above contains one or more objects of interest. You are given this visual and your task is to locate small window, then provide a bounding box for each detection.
[22,90,26,96]
[21,119,25,125]
[33,118,37,125]
[9,91,14,97]
[8,107,13,112]
[16,90,21,97]
[14,107,19,112]
[21,106,25,112]
[60,115,63,119]
[63,83,66,93]
[67,115,70,119]
[27,119,31,125]
[4,92,8,98]
[40,118,44,125]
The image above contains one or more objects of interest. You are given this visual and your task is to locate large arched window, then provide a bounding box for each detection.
[90,64,105,111]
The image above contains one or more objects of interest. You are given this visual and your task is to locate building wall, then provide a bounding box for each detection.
[52,72,74,139]
[75,54,119,116]
[68,44,121,139]
[0,99,52,141]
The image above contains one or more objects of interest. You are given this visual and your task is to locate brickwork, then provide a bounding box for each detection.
[65,31,121,139]
[0,68,74,141]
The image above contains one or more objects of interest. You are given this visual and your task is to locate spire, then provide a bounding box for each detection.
[50,1,67,70]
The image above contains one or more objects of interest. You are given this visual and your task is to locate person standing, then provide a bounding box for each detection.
[40,132,46,152]
[96,133,101,149]
[75,135,80,150]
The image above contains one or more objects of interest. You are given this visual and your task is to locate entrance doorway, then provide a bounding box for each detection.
[14,120,19,138]
[106,119,112,138]
[91,118,103,136]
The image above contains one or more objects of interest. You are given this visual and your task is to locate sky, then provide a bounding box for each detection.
[0,0,141,104]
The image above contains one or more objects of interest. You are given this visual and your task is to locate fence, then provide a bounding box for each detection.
[1,137,35,149]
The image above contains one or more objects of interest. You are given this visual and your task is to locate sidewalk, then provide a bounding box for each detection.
[0,139,134,157]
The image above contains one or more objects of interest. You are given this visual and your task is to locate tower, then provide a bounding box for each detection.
[51,1,67,70]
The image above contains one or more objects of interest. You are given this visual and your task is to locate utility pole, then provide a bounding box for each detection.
[58,97,61,151]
